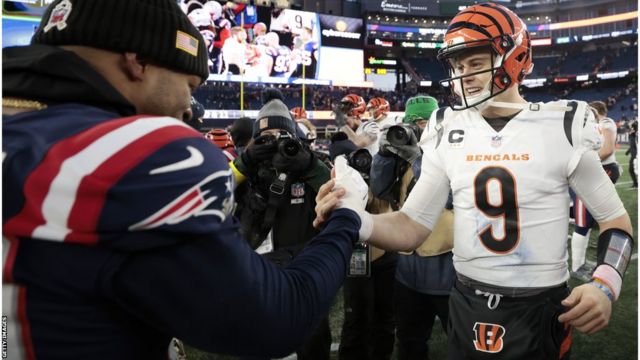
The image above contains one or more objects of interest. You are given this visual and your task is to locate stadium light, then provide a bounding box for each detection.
[531,11,638,31]
[576,74,590,82]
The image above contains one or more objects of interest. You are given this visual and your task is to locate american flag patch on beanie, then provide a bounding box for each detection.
[176,30,199,57]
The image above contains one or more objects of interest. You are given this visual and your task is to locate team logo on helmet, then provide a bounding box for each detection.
[437,2,533,110]
[366,97,390,121]
[340,94,366,118]
[473,322,506,353]
[206,129,235,150]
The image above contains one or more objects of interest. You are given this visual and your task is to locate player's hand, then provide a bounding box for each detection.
[558,283,612,334]
[313,156,369,228]
[313,179,343,228]
[333,155,368,212]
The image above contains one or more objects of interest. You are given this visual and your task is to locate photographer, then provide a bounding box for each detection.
[329,133,397,360]
[371,95,456,360]
[230,90,332,360]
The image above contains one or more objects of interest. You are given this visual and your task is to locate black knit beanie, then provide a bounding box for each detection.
[31,0,210,81]
[253,99,297,138]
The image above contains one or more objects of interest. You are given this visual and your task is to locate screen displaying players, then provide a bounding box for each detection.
[1,0,365,86]
[179,1,363,85]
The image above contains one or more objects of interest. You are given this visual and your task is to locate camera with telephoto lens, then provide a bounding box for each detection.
[345,148,372,180]
[386,124,418,146]
[254,131,303,158]
[276,132,303,158]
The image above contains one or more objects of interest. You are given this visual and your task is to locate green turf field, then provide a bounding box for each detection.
[187,147,638,360]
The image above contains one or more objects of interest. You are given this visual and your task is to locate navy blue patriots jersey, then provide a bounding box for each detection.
[2,103,358,359]
[266,45,293,77]
[291,40,318,78]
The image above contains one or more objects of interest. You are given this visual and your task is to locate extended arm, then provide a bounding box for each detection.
[106,209,358,357]
[340,123,378,149]
[365,211,431,251]
[559,150,633,334]
[597,127,616,161]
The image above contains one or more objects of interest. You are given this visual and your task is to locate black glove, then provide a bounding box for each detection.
[241,135,278,168]
[272,143,314,175]
[332,103,348,127]
[377,132,395,157]
[379,128,421,164]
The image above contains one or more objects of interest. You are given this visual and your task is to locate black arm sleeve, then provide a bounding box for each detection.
[104,209,359,357]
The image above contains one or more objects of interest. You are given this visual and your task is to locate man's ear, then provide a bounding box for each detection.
[121,53,147,81]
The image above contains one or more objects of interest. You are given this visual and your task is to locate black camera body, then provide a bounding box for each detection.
[386,124,419,146]
[277,133,303,158]
[345,148,372,180]
[254,131,304,158]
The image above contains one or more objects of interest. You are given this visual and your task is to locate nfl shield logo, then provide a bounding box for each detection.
[491,135,502,148]
[291,183,305,197]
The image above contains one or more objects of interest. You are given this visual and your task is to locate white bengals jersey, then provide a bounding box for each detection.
[599,117,617,165]
[356,120,381,155]
[270,9,315,36]
[376,115,397,130]
[403,100,602,288]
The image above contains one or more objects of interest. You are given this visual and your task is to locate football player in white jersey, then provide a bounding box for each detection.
[365,97,396,156]
[366,97,395,128]
[570,100,621,280]
[314,3,633,359]
[336,94,381,156]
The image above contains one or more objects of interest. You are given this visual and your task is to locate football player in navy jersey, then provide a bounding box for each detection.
[2,0,366,359]
[291,25,319,79]
[264,32,295,77]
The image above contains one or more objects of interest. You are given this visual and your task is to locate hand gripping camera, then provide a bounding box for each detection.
[255,131,304,158]
[386,124,419,146]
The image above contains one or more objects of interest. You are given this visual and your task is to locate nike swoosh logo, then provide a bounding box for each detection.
[149,146,204,175]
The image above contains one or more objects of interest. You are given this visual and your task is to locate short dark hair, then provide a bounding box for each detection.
[589,101,608,116]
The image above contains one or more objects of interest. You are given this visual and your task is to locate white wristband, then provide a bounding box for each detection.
[592,264,623,301]
[358,210,374,242]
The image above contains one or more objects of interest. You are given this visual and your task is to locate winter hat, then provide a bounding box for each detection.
[403,95,439,124]
[253,88,297,138]
[31,0,210,81]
